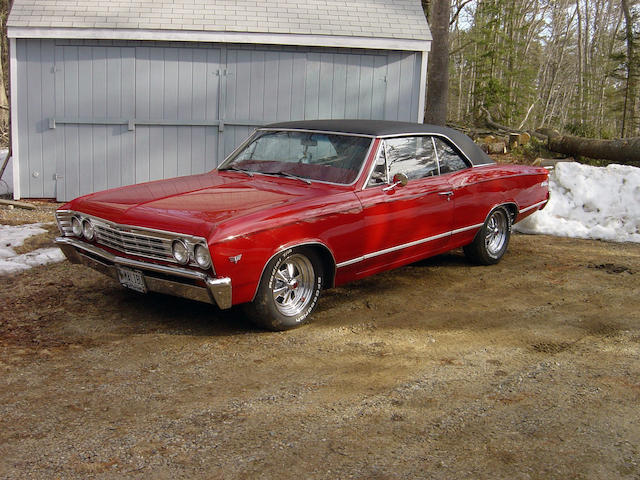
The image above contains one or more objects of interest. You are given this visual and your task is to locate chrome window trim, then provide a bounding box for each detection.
[217,129,376,188]
[336,222,484,268]
[361,140,386,190]
[377,133,474,169]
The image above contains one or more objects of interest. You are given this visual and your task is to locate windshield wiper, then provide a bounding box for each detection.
[221,165,254,177]
[271,170,312,184]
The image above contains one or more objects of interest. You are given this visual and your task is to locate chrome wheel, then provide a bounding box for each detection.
[485,210,508,256]
[271,253,315,317]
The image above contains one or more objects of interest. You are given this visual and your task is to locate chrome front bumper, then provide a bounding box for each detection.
[55,237,232,309]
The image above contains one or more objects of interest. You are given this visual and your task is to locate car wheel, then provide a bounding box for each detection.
[245,247,323,331]
[463,207,511,265]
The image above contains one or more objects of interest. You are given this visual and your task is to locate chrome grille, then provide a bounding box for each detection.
[54,210,210,268]
[93,222,174,262]
[55,210,74,236]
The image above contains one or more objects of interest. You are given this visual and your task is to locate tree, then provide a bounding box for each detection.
[423,0,451,126]
[621,0,639,136]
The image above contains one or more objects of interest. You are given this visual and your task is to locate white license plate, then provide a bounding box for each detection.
[117,267,147,293]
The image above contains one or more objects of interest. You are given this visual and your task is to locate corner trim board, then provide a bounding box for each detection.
[9,37,20,200]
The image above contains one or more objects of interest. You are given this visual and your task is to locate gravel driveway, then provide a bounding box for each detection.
[1,204,639,479]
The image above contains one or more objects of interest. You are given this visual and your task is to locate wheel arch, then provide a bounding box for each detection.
[251,241,337,301]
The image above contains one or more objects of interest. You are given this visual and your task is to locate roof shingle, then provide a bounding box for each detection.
[8,0,430,41]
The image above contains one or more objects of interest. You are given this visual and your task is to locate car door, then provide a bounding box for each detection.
[353,135,454,276]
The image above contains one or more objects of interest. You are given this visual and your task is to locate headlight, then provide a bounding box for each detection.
[194,244,211,269]
[82,219,95,240]
[71,216,83,237]
[171,239,190,265]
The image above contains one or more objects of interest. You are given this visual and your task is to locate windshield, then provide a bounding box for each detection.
[219,130,373,185]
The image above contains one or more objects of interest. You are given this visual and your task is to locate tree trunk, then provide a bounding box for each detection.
[423,0,450,126]
[621,0,639,137]
[548,135,640,163]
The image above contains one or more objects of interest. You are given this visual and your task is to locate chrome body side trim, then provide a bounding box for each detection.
[519,199,548,214]
[336,222,484,269]
[56,236,232,309]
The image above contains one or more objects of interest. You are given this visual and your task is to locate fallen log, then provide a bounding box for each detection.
[0,198,37,210]
[548,135,640,164]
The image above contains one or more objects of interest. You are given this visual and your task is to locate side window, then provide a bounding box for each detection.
[386,136,439,181]
[367,145,388,187]
[433,137,468,174]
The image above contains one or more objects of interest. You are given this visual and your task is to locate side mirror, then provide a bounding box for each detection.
[383,172,409,191]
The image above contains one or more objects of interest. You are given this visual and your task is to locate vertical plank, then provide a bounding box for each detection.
[398,53,415,121]
[205,48,220,169]
[40,40,56,197]
[358,54,374,118]
[372,55,386,119]
[54,45,67,200]
[177,48,193,176]
[345,54,361,118]
[410,53,421,122]
[249,50,265,122]
[63,46,80,199]
[148,47,165,181]
[304,52,320,119]
[77,46,94,196]
[331,53,347,119]
[290,52,306,120]
[92,46,107,192]
[106,47,122,189]
[163,48,178,178]
[192,49,207,121]
[135,47,150,183]
[223,49,237,156]
[26,40,43,197]
[276,51,293,121]
[318,53,333,118]
[121,47,136,186]
[384,53,401,121]
[263,51,278,123]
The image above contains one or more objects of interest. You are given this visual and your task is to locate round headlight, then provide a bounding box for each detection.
[194,244,211,269]
[71,216,83,237]
[172,239,190,265]
[82,219,95,240]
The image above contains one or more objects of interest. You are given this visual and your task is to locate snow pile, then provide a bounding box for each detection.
[0,223,66,275]
[515,162,640,243]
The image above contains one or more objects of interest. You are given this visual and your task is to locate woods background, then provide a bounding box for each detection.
[424,0,640,139]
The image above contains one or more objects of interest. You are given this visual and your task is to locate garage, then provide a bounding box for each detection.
[7,1,431,201]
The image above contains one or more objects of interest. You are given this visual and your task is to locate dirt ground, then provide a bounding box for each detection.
[1,204,639,479]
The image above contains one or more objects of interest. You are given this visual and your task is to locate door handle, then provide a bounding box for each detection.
[438,191,453,196]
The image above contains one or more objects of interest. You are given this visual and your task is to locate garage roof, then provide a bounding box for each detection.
[7,0,431,51]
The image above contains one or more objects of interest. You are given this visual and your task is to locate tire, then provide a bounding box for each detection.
[463,207,512,265]
[245,247,323,331]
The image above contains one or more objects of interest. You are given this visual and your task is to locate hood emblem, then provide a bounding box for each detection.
[229,254,242,264]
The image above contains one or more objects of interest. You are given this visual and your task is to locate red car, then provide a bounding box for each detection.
[55,120,549,330]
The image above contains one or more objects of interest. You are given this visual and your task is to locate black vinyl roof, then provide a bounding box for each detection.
[263,120,495,167]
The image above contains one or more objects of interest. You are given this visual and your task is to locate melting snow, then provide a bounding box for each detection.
[515,162,640,243]
[0,223,65,275]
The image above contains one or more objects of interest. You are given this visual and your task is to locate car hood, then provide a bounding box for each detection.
[67,171,336,239]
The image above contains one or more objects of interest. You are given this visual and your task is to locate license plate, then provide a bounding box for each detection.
[117,267,147,293]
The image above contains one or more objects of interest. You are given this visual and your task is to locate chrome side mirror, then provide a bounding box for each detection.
[383,172,409,191]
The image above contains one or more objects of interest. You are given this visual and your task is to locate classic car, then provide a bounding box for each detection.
[55,120,550,330]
